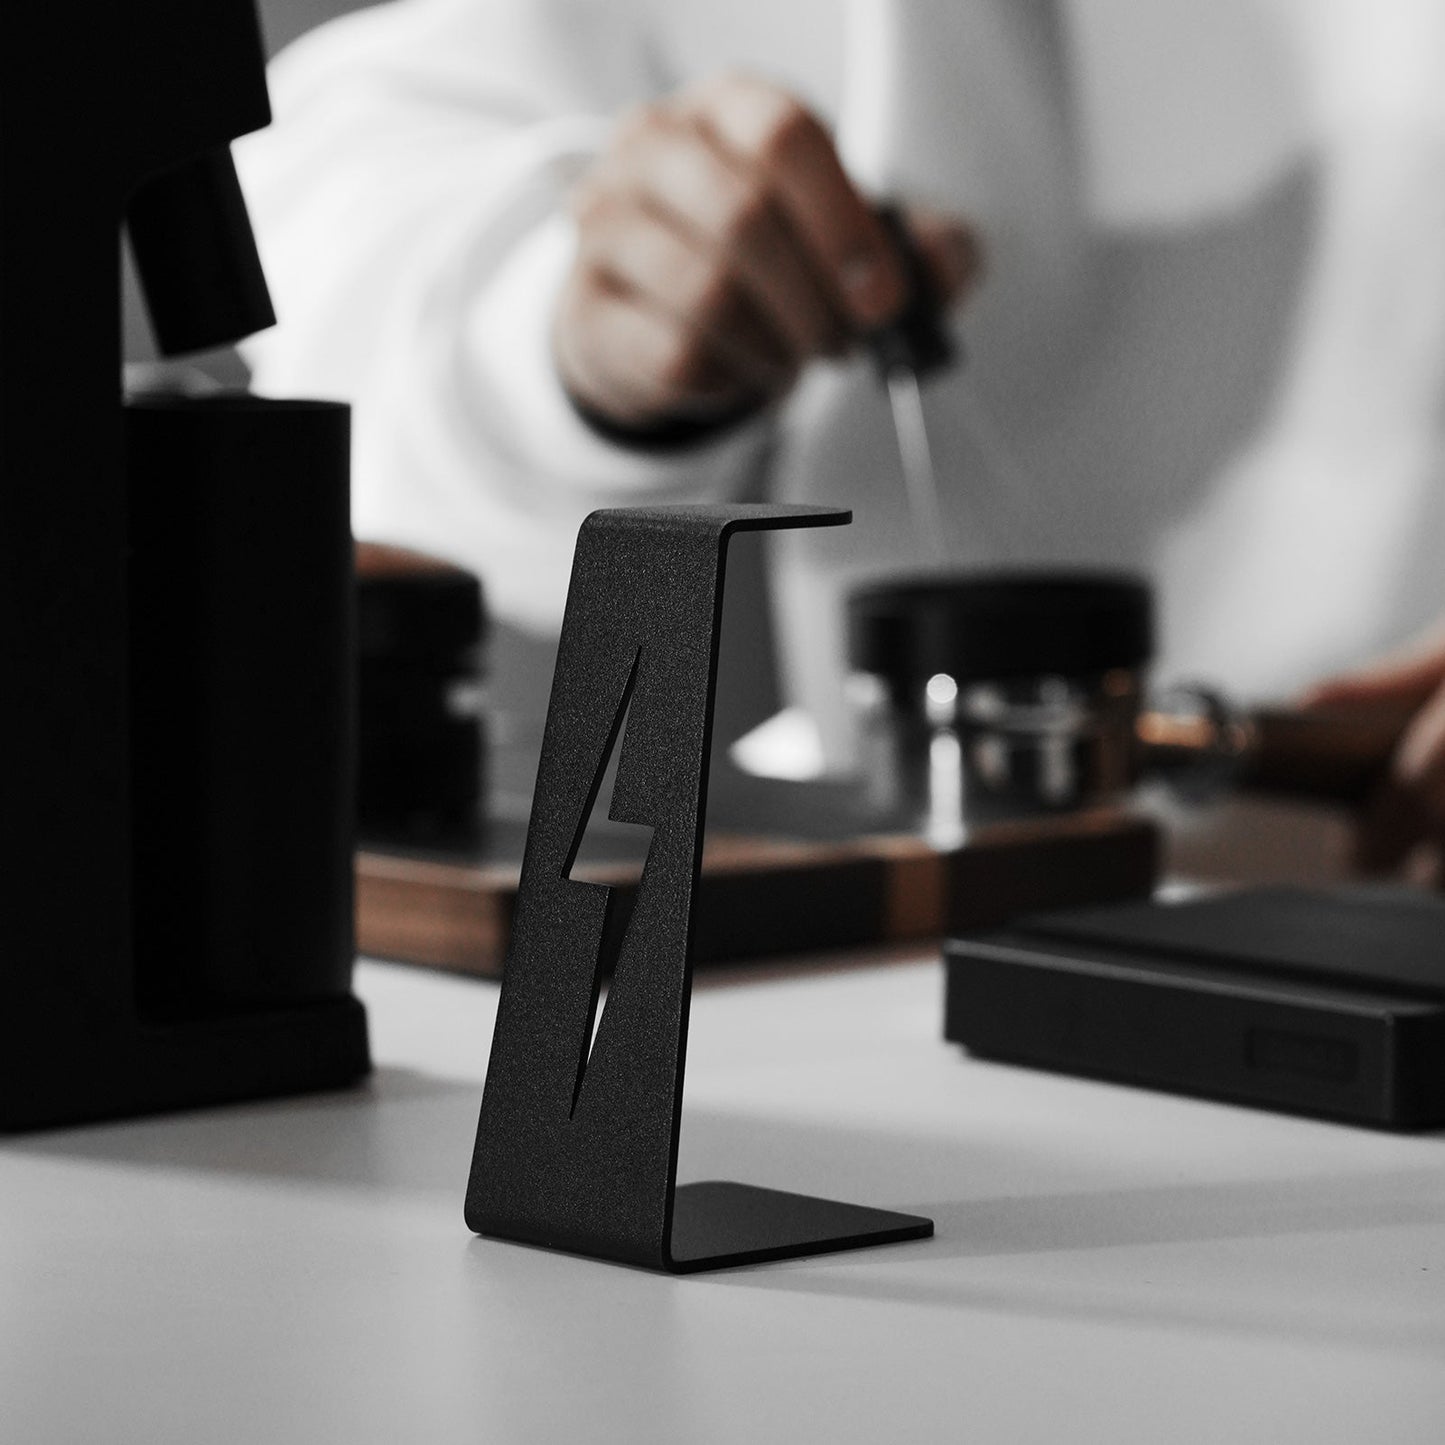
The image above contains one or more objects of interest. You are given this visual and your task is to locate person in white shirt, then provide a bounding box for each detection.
[238,0,1445,876]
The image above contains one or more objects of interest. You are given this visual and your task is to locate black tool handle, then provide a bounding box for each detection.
[868,204,958,380]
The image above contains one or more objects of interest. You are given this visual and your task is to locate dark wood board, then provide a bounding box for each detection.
[357,812,1160,977]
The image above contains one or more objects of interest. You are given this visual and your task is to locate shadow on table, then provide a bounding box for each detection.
[4,1066,481,1197]
[683,1106,1445,1257]
[717,1184,1445,1358]
[680,1107,1445,1356]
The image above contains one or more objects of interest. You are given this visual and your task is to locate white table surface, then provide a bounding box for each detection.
[3,952,1443,1445]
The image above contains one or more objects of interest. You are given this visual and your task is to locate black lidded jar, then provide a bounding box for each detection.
[354,542,487,843]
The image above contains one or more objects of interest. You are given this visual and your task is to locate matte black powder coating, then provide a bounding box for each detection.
[946,888,1445,1127]
[466,505,933,1271]
[0,0,369,1130]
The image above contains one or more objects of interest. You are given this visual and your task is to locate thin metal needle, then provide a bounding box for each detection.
[886,368,948,565]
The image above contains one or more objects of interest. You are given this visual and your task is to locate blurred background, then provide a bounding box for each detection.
[122,0,1445,888]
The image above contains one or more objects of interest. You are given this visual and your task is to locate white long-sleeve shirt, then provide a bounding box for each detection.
[238,0,1445,764]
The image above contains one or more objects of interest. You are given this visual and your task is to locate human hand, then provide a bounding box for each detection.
[1301,624,1445,882]
[553,71,982,433]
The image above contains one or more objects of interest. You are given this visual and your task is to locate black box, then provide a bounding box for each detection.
[944,887,1445,1128]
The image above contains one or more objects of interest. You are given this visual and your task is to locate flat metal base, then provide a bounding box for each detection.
[667,1181,933,1273]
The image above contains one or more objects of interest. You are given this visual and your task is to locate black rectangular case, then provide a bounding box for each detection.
[944,887,1445,1128]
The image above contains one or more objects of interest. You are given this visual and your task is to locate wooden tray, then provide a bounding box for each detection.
[357,811,1159,977]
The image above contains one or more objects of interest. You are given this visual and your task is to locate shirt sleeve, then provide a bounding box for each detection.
[236,0,773,634]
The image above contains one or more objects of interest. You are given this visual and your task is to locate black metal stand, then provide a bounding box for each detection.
[466,505,932,1271]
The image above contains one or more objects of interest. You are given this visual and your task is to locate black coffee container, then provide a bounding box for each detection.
[355,544,487,841]
[126,394,355,1010]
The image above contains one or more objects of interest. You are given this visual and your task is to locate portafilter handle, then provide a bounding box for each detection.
[1138,687,1413,807]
